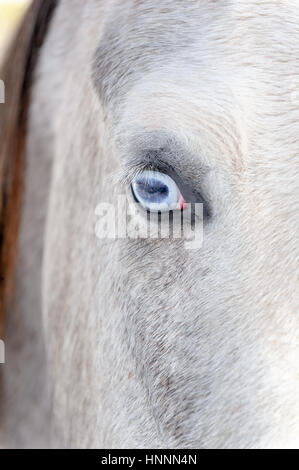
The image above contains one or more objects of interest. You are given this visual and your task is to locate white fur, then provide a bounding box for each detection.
[2,0,299,448]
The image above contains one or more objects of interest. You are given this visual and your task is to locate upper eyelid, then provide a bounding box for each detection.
[118,160,176,187]
[119,129,209,182]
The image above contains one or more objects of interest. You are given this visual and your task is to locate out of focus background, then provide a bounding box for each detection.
[0,0,31,61]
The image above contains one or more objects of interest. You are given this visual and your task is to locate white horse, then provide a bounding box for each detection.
[0,0,298,449]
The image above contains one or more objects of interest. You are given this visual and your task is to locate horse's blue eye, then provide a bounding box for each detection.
[131,170,186,212]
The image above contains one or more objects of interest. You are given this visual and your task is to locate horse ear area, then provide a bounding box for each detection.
[0,0,58,337]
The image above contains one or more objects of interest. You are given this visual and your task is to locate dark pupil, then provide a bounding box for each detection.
[135,178,169,203]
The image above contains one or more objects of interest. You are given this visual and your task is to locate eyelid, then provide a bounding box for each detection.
[123,161,180,188]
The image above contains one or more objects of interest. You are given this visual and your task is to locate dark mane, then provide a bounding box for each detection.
[0,0,58,337]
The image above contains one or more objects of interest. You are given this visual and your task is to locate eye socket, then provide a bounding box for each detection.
[131,170,186,212]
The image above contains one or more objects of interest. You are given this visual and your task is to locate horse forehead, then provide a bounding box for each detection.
[92,0,298,106]
[92,0,206,105]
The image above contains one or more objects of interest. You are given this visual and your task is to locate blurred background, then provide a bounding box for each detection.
[0,0,31,61]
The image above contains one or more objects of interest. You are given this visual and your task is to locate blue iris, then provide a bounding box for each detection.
[131,170,183,212]
[134,178,169,204]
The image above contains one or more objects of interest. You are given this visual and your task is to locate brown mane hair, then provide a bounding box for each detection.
[0,0,58,338]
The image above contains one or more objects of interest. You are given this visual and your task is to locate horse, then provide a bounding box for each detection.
[0,0,298,449]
